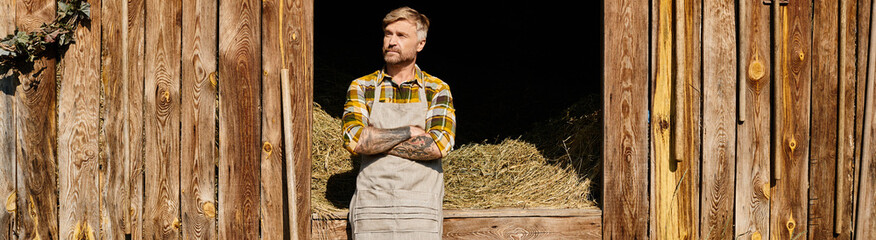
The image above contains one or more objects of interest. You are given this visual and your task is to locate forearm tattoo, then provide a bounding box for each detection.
[388,135,442,161]
[355,126,411,155]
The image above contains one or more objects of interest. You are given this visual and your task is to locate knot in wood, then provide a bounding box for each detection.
[748,60,765,81]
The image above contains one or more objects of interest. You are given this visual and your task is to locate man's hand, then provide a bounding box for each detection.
[388,127,443,161]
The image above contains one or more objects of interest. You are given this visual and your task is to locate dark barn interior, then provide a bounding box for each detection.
[314,1,603,145]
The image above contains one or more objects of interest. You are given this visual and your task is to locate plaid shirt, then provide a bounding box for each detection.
[342,66,456,156]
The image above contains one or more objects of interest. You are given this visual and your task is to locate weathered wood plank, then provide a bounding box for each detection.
[260,0,287,238]
[287,0,314,239]
[854,0,876,236]
[218,0,261,238]
[14,0,59,238]
[312,209,603,240]
[836,0,857,236]
[603,0,649,238]
[701,0,736,239]
[809,0,840,238]
[144,0,182,237]
[57,0,101,238]
[770,1,812,239]
[180,0,218,238]
[100,0,146,238]
[853,0,871,234]
[651,0,696,239]
[0,0,15,238]
[735,1,772,239]
[673,0,702,238]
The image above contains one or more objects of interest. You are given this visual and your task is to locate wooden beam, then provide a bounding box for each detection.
[101,0,146,238]
[261,0,286,238]
[218,0,262,237]
[58,0,101,237]
[180,0,218,238]
[286,0,314,239]
[836,0,858,235]
[852,0,872,235]
[144,0,182,237]
[735,0,772,239]
[701,0,737,239]
[14,0,60,238]
[809,0,841,238]
[770,1,812,239]
[854,0,876,236]
[0,0,15,237]
[603,0,649,238]
[312,209,602,240]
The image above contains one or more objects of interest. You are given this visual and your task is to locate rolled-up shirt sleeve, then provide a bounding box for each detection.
[426,83,456,157]
[342,79,369,154]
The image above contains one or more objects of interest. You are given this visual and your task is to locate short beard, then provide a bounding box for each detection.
[383,50,415,65]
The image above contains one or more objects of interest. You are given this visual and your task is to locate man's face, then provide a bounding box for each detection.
[383,20,425,65]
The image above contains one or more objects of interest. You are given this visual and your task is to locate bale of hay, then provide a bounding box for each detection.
[311,103,596,215]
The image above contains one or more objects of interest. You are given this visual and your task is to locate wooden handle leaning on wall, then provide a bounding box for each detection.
[281,69,300,240]
[771,1,783,180]
[835,0,849,233]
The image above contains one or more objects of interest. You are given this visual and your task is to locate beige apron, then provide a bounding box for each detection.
[349,80,444,240]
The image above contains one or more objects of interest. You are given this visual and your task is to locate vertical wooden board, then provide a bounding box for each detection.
[674,0,702,238]
[651,0,694,239]
[14,0,59,239]
[0,0,15,238]
[218,0,261,238]
[288,0,314,239]
[855,0,876,236]
[180,0,218,238]
[603,0,649,239]
[701,0,737,239]
[735,1,772,239]
[101,0,146,238]
[770,1,812,239]
[261,0,286,238]
[836,0,857,236]
[809,0,840,238]
[58,0,101,237]
[853,0,871,233]
[144,0,182,238]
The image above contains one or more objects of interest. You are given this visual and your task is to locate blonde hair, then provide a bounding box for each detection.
[382,7,430,41]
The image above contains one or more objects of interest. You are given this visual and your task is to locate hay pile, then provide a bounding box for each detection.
[311,102,596,215]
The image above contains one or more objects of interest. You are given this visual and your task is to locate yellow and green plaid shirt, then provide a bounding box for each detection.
[343,66,456,156]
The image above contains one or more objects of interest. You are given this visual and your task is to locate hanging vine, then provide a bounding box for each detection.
[0,0,91,77]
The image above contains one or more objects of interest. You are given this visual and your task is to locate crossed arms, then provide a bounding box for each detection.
[352,126,443,161]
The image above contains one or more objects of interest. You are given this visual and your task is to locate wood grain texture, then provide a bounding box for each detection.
[58,0,101,237]
[835,0,857,236]
[144,0,182,238]
[260,0,287,238]
[855,0,876,236]
[809,0,840,238]
[770,2,812,239]
[100,0,146,238]
[286,0,314,239]
[651,0,694,239]
[735,1,772,239]
[311,209,603,240]
[853,0,871,234]
[14,0,59,239]
[181,0,218,238]
[701,0,736,239]
[603,0,649,239]
[218,0,261,238]
[672,0,702,238]
[0,0,15,238]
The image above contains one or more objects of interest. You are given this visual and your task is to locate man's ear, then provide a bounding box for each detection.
[417,39,426,52]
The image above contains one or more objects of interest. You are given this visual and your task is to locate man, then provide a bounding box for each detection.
[342,6,455,240]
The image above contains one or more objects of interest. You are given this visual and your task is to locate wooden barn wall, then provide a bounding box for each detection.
[0,0,314,239]
[605,0,876,239]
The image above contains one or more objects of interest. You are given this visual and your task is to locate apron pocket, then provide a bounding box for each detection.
[352,190,442,234]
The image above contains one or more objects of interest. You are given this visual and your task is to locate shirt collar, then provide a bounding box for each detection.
[378,65,425,87]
